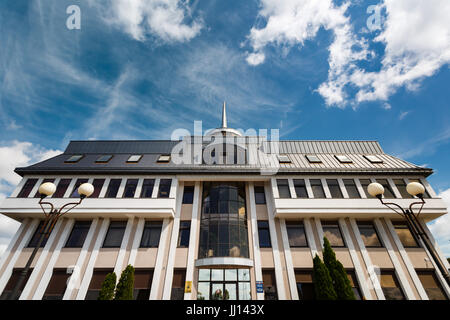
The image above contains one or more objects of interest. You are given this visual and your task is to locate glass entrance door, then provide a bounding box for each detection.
[197,268,251,300]
[210,282,237,300]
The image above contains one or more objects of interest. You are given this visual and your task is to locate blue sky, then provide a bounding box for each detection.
[0,0,450,256]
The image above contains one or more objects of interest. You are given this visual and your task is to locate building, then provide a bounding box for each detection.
[0,104,449,300]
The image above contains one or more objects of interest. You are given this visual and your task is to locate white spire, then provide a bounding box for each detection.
[221,101,227,128]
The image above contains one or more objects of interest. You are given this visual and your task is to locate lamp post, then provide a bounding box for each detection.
[367,181,450,288]
[8,182,94,300]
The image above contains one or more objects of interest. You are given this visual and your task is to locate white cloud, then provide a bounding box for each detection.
[104,0,203,42]
[398,110,410,120]
[246,0,450,107]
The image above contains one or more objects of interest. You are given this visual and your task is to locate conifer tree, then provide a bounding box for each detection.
[312,254,337,300]
[114,265,135,300]
[322,237,356,300]
[98,272,116,300]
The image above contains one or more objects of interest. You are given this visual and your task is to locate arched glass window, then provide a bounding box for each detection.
[199,182,249,258]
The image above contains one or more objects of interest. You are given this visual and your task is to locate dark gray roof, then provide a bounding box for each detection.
[14,139,433,176]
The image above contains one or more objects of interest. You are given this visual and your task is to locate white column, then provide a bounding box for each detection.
[152,179,160,198]
[288,179,296,198]
[270,178,279,199]
[0,219,37,296]
[248,183,264,300]
[355,179,367,199]
[113,217,135,277]
[280,219,299,300]
[305,179,313,198]
[373,218,415,299]
[264,181,286,299]
[33,219,75,300]
[29,178,43,198]
[128,218,145,266]
[349,218,385,300]
[338,218,373,300]
[314,218,324,248]
[76,218,110,300]
[162,181,184,299]
[10,178,27,197]
[63,179,77,198]
[338,178,349,198]
[116,178,127,198]
[321,178,332,199]
[184,182,201,300]
[134,179,144,199]
[20,218,65,300]
[384,218,428,300]
[303,218,318,258]
[387,178,402,199]
[98,178,110,198]
[149,218,171,300]
[63,218,99,300]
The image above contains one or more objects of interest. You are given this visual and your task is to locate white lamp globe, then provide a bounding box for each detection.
[368,182,384,198]
[406,182,425,197]
[78,183,94,198]
[38,182,56,197]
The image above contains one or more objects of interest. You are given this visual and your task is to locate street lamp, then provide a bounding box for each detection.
[8,182,94,300]
[367,181,450,287]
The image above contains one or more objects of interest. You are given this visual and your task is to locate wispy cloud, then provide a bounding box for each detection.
[395,127,450,159]
[398,110,410,120]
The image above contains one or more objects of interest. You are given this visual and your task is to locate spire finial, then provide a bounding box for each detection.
[222,101,227,128]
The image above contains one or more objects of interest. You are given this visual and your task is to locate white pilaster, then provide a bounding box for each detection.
[98,178,110,198]
[116,178,127,198]
[10,178,27,198]
[321,178,332,199]
[29,178,43,198]
[280,219,299,300]
[149,218,171,300]
[338,178,349,198]
[152,179,160,198]
[128,218,145,266]
[134,179,144,199]
[314,218,324,248]
[64,179,77,198]
[113,217,135,277]
[303,218,318,258]
[288,179,296,198]
[304,179,313,198]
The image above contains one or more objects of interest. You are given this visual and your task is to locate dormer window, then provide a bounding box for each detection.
[96,155,113,163]
[65,155,83,163]
[364,155,383,163]
[335,155,352,163]
[305,155,322,163]
[157,155,171,163]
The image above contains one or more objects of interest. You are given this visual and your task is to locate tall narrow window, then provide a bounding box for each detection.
[293,179,309,198]
[277,179,291,198]
[322,221,345,247]
[90,179,105,198]
[310,179,325,198]
[133,269,153,300]
[65,221,92,248]
[171,269,186,300]
[140,221,162,248]
[286,221,308,247]
[0,268,33,300]
[393,223,419,248]
[254,186,266,204]
[347,271,362,300]
[343,179,361,199]
[258,221,271,248]
[182,186,194,204]
[102,221,126,248]
[357,222,382,247]
[17,178,38,198]
[380,271,405,300]
[326,179,343,198]
[416,271,448,300]
[262,270,278,300]
[42,269,71,300]
[375,179,396,198]
[158,179,172,198]
[295,271,315,300]
[105,179,121,198]
[85,269,113,300]
[122,179,138,198]
[70,178,89,198]
[178,221,191,247]
[52,179,71,198]
[393,179,412,198]
[34,179,55,198]
[140,179,155,198]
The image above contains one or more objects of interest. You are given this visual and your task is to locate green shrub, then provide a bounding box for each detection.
[98,272,117,300]
[312,254,337,300]
[114,265,135,300]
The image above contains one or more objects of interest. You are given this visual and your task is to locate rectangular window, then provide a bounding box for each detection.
[295,271,315,300]
[42,269,71,300]
[134,269,153,300]
[95,155,113,163]
[122,179,138,198]
[140,179,155,198]
[102,221,126,248]
[364,155,383,163]
[140,221,162,248]
[28,221,50,248]
[157,155,171,163]
[376,179,396,198]
[52,179,71,198]
[178,221,191,248]
[0,268,33,300]
[158,179,172,198]
[416,271,448,300]
[277,179,291,198]
[359,179,374,198]
[286,221,308,247]
[127,155,142,163]
[182,186,194,204]
[17,178,38,198]
[380,271,405,300]
[85,269,113,300]
[65,155,83,163]
[326,179,343,198]
[33,178,55,198]
[347,271,362,300]
[293,179,309,198]
[357,222,382,247]
[254,186,266,204]
[343,179,361,199]
[65,221,92,248]
[70,178,89,198]
[258,221,271,248]
[335,155,352,163]
[310,179,325,198]
[393,223,419,248]
[90,179,105,198]
[393,179,412,198]
[262,269,278,300]
[305,155,322,163]
[105,179,122,198]
[170,269,186,300]
[322,221,345,247]
[277,155,291,163]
